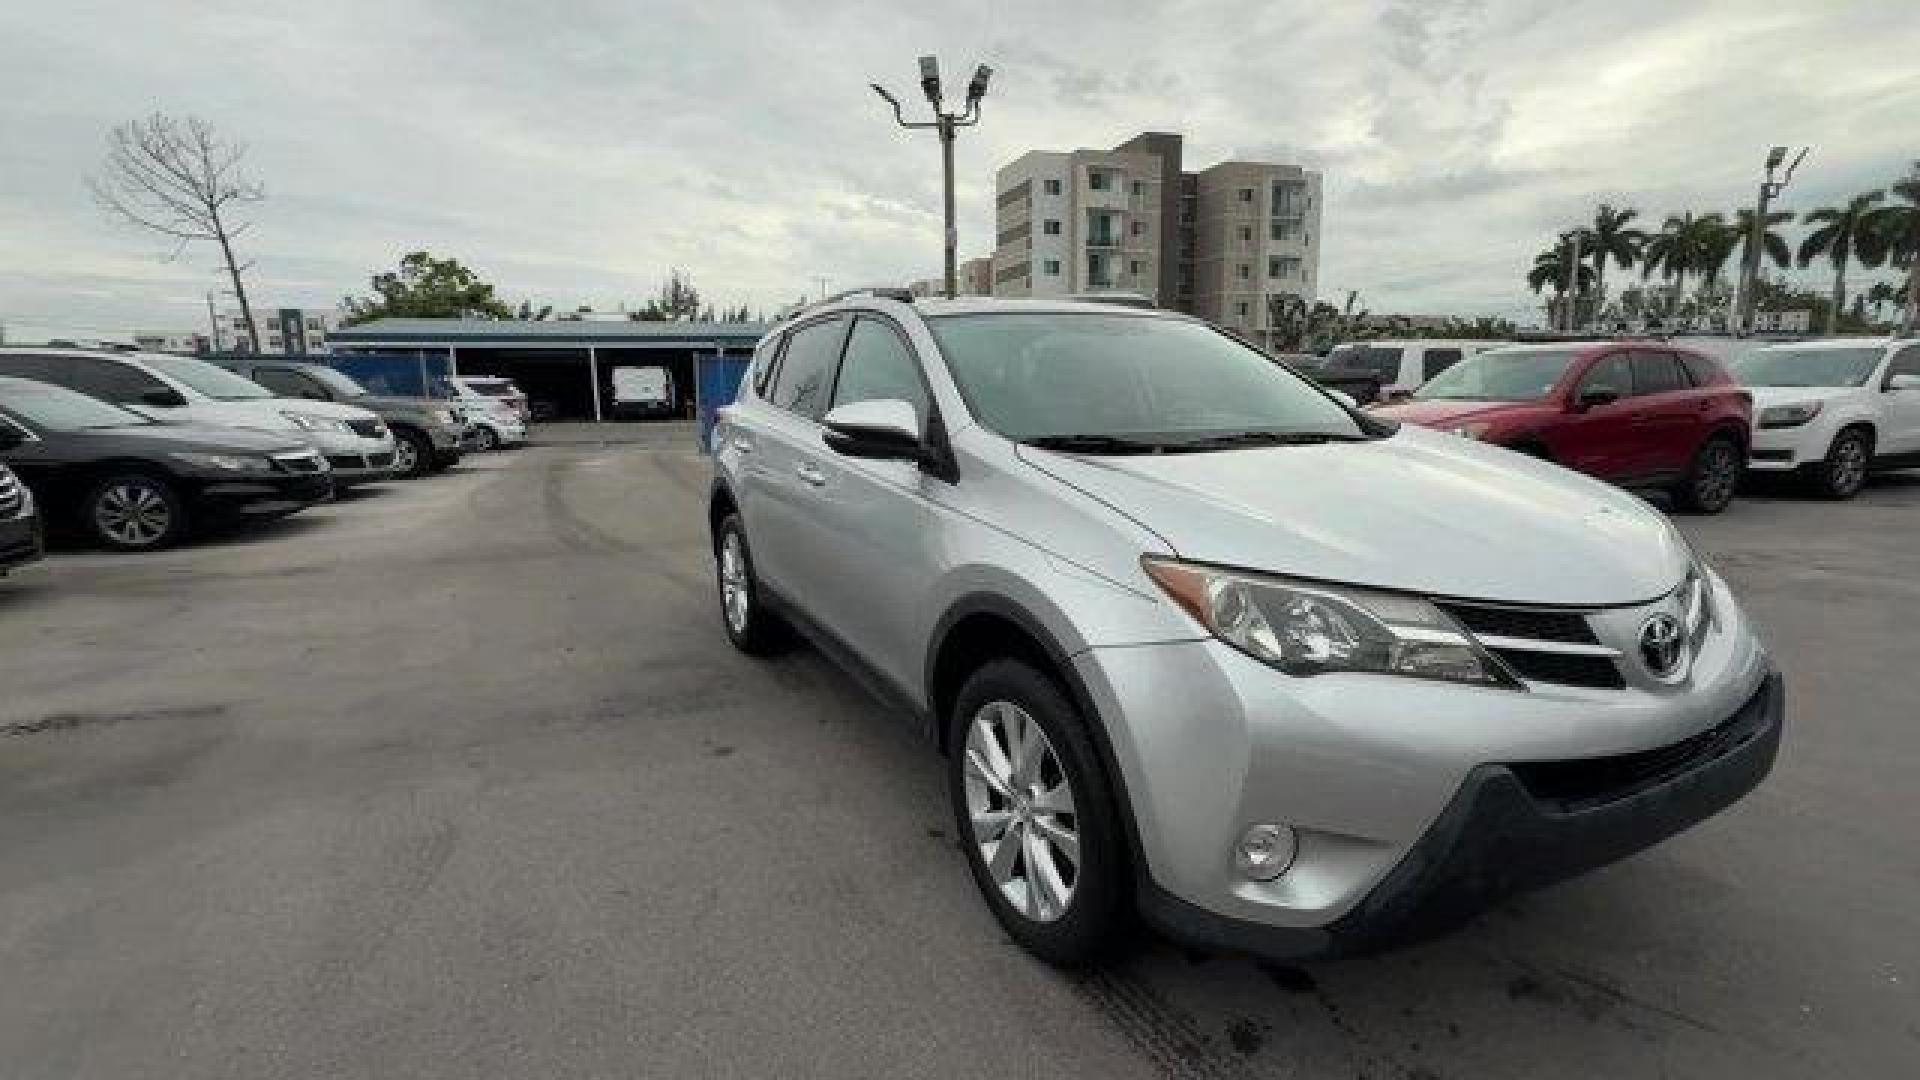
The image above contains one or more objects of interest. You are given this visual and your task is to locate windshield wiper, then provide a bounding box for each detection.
[1178,429,1370,449]
[1022,434,1172,455]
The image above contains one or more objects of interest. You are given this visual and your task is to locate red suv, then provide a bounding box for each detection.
[1372,341,1752,513]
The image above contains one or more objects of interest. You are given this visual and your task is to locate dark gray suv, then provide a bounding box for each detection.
[215,359,467,478]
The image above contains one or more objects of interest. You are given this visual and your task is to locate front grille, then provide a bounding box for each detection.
[368,452,393,468]
[347,417,385,438]
[1438,602,1598,645]
[1511,679,1771,811]
[274,454,323,474]
[1491,648,1626,689]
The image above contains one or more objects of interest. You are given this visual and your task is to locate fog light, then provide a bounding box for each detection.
[1234,823,1297,881]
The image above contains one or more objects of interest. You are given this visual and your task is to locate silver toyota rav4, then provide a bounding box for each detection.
[708,294,1783,965]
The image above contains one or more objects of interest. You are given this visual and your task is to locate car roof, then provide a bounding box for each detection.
[1752,337,1900,352]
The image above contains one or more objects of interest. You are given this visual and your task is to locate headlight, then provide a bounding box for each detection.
[431,408,456,424]
[1449,422,1492,440]
[1758,402,1822,429]
[170,451,273,473]
[280,411,349,433]
[1141,557,1520,688]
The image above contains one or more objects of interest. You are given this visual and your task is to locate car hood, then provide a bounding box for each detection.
[71,424,309,455]
[1369,398,1539,427]
[1018,425,1689,606]
[266,397,379,421]
[1744,385,1859,408]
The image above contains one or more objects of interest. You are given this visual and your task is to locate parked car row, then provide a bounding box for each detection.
[0,347,528,558]
[1352,336,1920,509]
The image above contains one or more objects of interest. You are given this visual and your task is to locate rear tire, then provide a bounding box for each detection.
[948,659,1126,967]
[86,472,188,550]
[1674,434,1742,514]
[1807,427,1871,500]
[715,514,788,655]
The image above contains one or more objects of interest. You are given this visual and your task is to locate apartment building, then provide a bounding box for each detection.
[991,147,1165,301]
[992,132,1322,348]
[213,307,336,354]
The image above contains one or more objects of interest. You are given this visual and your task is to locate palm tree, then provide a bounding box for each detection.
[1642,212,1726,295]
[1587,204,1645,311]
[1798,190,1885,334]
[1732,207,1795,272]
[1863,161,1920,333]
[1530,234,1596,329]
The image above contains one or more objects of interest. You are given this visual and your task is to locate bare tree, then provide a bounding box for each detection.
[89,113,264,351]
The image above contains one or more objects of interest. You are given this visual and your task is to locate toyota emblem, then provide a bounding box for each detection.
[1639,613,1685,677]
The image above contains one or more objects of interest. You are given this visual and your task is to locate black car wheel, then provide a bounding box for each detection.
[392,429,434,478]
[948,659,1127,967]
[474,425,501,452]
[1675,435,1742,514]
[87,472,187,550]
[1809,427,1871,500]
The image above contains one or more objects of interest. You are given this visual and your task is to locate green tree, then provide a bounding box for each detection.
[1862,161,1920,333]
[1732,207,1795,272]
[1587,204,1645,310]
[1641,212,1726,297]
[341,251,513,324]
[1529,233,1596,329]
[1797,190,1885,334]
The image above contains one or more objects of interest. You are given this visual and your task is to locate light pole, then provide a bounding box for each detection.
[873,56,992,299]
[1735,145,1808,336]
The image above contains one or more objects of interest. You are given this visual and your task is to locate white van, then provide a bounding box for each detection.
[0,348,398,487]
[1322,339,1510,402]
[611,365,676,420]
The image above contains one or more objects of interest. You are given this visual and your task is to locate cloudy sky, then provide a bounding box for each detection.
[1,0,1913,340]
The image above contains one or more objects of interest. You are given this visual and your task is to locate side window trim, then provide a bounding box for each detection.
[1578,352,1634,398]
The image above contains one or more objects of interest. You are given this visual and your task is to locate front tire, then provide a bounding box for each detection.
[1808,427,1871,500]
[948,659,1126,967]
[392,429,433,479]
[87,472,188,550]
[474,425,501,452]
[1674,434,1742,514]
[715,514,787,654]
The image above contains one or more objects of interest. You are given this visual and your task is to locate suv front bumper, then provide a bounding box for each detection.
[1138,670,1783,959]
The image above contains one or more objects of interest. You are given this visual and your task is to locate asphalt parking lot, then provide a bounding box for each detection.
[2,438,1915,1079]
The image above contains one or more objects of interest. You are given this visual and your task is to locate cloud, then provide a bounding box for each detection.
[0,0,1914,338]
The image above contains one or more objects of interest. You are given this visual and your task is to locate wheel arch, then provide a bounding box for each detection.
[924,592,1146,881]
[708,479,738,555]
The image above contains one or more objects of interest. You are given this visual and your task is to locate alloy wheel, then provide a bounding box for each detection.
[962,700,1080,923]
[393,437,419,474]
[1830,435,1867,495]
[1694,442,1739,510]
[95,481,172,546]
[719,531,750,634]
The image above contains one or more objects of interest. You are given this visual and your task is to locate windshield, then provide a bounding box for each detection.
[927,313,1367,447]
[0,381,151,430]
[1414,348,1581,402]
[1729,347,1882,388]
[464,380,516,397]
[142,354,274,400]
[307,366,370,397]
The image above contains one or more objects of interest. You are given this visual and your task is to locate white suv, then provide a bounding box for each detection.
[1730,337,1920,498]
[1321,339,1509,402]
[710,294,1780,965]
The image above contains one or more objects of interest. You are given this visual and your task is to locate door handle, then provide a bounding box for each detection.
[795,463,827,488]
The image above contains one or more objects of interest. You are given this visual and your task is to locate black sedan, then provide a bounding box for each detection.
[0,376,333,550]
[0,460,43,574]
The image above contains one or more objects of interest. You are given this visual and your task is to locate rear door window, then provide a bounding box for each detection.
[1630,351,1687,396]
[252,367,327,399]
[1675,351,1721,387]
[0,354,66,383]
[1422,348,1463,380]
[769,316,849,422]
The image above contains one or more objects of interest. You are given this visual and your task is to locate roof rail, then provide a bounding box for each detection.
[1065,292,1156,309]
[773,286,915,324]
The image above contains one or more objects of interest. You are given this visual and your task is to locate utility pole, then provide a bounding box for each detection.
[1735,145,1808,336]
[813,276,830,301]
[206,291,222,353]
[872,57,992,299]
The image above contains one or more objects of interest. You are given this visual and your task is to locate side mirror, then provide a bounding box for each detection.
[1575,386,1621,412]
[141,388,188,409]
[822,399,924,462]
[1887,373,1920,392]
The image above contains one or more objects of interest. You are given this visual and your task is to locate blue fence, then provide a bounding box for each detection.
[696,352,751,452]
